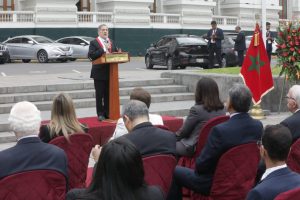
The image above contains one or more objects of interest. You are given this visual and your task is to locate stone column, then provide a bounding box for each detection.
[162,0,216,29]
[96,0,153,27]
[220,0,281,31]
[21,0,77,26]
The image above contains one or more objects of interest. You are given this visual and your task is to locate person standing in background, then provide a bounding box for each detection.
[234,26,246,67]
[206,21,224,68]
[266,22,274,62]
[88,24,118,121]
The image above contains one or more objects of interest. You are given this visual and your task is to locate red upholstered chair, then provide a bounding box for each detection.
[178,115,229,197]
[0,170,67,200]
[143,154,177,195]
[274,187,300,200]
[50,133,94,190]
[287,138,300,174]
[191,143,260,200]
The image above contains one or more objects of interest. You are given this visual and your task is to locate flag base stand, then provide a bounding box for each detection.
[249,104,265,120]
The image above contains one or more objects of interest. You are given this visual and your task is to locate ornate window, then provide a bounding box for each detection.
[76,0,90,11]
[0,0,15,11]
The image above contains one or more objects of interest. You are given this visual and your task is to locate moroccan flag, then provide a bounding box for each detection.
[240,23,274,104]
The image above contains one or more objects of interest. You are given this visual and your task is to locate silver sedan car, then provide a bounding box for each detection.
[55,36,94,61]
[3,35,73,63]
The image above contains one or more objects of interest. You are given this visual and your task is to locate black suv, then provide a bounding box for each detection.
[0,43,10,64]
[145,34,209,70]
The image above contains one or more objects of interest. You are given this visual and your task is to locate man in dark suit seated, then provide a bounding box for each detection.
[0,101,68,180]
[122,100,176,157]
[167,84,263,199]
[246,124,300,200]
[280,85,300,142]
[206,20,224,68]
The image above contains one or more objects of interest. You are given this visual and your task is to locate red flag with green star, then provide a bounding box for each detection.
[240,23,274,104]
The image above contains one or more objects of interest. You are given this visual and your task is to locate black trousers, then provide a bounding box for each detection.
[237,50,244,66]
[93,79,109,117]
[267,51,272,62]
[208,44,222,68]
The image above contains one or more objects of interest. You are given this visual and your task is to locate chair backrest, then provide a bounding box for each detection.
[274,187,300,200]
[287,138,300,174]
[194,115,229,157]
[142,154,177,195]
[50,133,94,190]
[210,143,260,200]
[0,170,66,200]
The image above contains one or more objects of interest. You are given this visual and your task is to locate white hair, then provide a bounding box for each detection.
[8,101,41,136]
[289,85,300,108]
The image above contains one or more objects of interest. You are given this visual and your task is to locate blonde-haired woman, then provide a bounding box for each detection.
[39,93,88,143]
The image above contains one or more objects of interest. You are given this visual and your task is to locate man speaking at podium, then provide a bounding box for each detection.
[88,24,118,121]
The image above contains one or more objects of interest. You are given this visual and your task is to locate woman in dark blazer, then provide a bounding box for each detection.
[176,77,226,156]
[66,137,165,200]
[39,93,88,143]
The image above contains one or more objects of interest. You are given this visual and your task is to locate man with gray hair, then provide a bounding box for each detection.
[167,84,263,199]
[122,100,176,157]
[281,85,300,142]
[0,101,68,180]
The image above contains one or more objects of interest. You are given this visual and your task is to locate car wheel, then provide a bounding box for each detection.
[69,58,77,61]
[22,59,31,63]
[37,50,49,63]
[0,59,4,64]
[167,57,175,70]
[145,55,153,69]
[179,66,186,69]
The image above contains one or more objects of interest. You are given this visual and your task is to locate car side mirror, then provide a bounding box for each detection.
[28,40,34,45]
[80,42,86,46]
[151,43,156,47]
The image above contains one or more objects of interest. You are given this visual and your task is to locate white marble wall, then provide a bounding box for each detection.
[292,0,300,19]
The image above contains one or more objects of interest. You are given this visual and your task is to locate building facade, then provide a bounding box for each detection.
[0,0,298,55]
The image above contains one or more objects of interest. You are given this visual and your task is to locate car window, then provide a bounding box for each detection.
[81,37,94,42]
[176,37,206,45]
[72,38,83,45]
[57,38,70,44]
[6,38,22,43]
[21,38,31,44]
[31,36,53,43]
[156,38,167,47]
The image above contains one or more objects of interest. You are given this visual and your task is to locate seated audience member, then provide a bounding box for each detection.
[0,101,68,180]
[176,77,225,156]
[111,87,163,140]
[246,124,300,200]
[66,137,164,200]
[280,85,300,142]
[39,93,88,143]
[122,100,176,157]
[167,84,263,199]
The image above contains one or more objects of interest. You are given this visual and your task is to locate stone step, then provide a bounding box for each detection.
[0,85,188,104]
[0,78,175,94]
[0,100,194,144]
[0,92,194,114]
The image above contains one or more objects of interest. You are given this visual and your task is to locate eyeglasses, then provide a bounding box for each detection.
[257,140,262,148]
[284,96,296,101]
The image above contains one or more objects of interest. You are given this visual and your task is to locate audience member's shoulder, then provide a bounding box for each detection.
[138,185,164,200]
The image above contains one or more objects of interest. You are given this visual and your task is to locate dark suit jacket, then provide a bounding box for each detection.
[266,31,274,53]
[195,113,263,190]
[124,122,177,157]
[206,28,224,48]
[39,124,89,143]
[88,38,117,81]
[66,185,165,200]
[281,111,300,142]
[234,31,246,51]
[0,137,68,180]
[177,104,225,147]
[246,167,300,200]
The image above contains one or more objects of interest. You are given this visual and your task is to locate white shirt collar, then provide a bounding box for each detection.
[17,135,39,141]
[294,109,300,114]
[229,112,241,118]
[261,164,287,181]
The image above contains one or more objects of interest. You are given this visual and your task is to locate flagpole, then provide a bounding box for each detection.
[261,0,267,47]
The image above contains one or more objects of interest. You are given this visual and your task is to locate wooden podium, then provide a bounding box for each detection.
[92,52,130,120]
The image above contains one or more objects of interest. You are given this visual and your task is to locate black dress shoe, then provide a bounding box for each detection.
[98,115,106,121]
